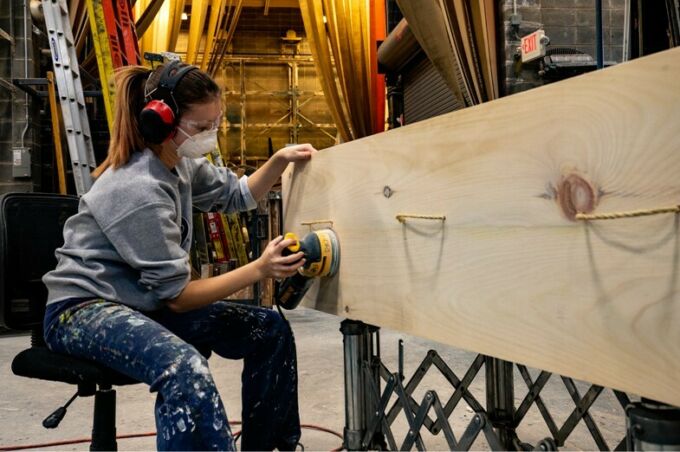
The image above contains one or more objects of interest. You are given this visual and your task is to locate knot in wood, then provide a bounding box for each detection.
[558,174,597,221]
[383,185,394,198]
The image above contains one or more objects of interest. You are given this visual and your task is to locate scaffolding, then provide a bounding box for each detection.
[220,55,337,165]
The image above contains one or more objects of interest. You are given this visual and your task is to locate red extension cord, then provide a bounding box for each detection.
[0,422,344,451]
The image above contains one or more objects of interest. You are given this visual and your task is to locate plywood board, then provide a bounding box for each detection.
[282,48,680,406]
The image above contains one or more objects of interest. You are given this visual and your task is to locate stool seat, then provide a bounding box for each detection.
[12,346,138,387]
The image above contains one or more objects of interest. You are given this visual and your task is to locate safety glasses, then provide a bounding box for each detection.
[179,110,223,132]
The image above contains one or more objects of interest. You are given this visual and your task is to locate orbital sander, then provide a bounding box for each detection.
[275,228,340,310]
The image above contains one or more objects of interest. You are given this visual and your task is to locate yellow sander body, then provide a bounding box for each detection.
[276,229,340,309]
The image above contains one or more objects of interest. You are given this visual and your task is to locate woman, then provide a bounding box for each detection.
[42,61,315,451]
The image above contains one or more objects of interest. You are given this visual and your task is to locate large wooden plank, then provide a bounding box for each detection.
[282,48,680,406]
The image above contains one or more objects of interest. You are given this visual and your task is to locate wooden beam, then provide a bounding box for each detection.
[208,0,242,76]
[186,0,209,65]
[135,0,166,39]
[167,0,186,51]
[282,48,680,406]
[46,72,67,195]
[185,0,298,6]
[200,0,226,71]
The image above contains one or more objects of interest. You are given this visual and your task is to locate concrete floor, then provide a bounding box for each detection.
[0,307,628,451]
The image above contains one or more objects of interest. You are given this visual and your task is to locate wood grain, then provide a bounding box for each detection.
[283,48,680,406]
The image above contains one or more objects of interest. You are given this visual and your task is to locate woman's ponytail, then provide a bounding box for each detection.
[92,66,151,178]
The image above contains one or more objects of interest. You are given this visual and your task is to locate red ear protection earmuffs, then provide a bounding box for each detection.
[139,60,198,144]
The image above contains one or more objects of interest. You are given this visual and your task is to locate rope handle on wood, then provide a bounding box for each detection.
[575,205,680,221]
[396,214,446,224]
[301,219,334,230]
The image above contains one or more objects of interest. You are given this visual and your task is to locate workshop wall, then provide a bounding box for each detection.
[501,0,626,95]
[0,0,41,194]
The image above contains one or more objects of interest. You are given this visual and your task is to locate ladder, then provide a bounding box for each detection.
[85,0,116,128]
[107,0,141,67]
[42,0,97,195]
[86,0,141,131]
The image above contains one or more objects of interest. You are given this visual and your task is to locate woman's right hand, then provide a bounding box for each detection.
[255,236,305,279]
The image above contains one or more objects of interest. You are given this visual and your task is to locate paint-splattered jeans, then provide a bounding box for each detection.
[44,299,301,451]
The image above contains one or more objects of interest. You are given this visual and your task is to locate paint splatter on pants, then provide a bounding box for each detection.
[44,300,301,451]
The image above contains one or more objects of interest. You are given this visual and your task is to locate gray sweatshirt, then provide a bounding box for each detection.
[43,148,257,311]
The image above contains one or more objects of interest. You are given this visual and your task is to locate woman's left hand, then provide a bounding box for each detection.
[276,143,318,163]
[246,143,318,201]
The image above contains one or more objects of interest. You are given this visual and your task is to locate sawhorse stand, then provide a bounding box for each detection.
[340,319,680,451]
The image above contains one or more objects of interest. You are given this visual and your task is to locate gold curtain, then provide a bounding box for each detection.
[299,0,376,142]
[396,0,499,106]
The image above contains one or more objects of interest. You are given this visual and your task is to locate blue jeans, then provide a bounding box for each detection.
[44,299,300,451]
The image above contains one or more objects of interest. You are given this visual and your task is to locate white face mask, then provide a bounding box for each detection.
[174,127,218,159]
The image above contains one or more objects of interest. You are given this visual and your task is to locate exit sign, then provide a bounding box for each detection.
[520,29,547,63]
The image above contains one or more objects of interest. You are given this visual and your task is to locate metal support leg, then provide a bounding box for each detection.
[485,357,517,450]
[341,319,383,451]
[90,385,117,451]
[626,399,680,451]
[595,0,604,69]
